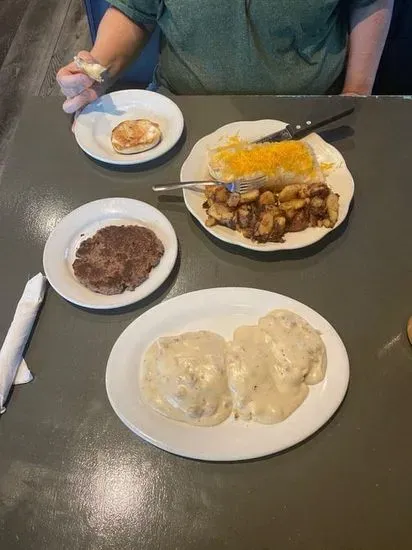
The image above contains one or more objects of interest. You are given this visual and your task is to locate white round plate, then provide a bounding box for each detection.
[43,198,178,309]
[180,120,354,252]
[74,90,184,165]
[106,288,349,461]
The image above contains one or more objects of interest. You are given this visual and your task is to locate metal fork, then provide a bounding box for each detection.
[152,175,267,194]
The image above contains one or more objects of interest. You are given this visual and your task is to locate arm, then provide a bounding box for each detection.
[57,7,150,113]
[90,7,151,77]
[343,0,394,95]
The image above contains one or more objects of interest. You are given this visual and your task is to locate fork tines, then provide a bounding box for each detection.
[235,175,267,194]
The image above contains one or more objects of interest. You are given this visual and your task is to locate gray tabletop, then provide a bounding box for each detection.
[1,96,412,550]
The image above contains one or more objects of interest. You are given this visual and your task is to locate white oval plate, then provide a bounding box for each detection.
[43,198,178,309]
[106,288,349,461]
[181,120,354,252]
[74,90,184,165]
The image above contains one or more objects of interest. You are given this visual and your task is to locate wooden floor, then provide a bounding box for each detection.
[0,0,91,178]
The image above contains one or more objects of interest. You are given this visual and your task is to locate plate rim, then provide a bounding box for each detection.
[181,119,354,252]
[43,197,178,310]
[106,287,350,461]
[74,89,185,166]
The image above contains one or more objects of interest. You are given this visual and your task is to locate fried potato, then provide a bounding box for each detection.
[239,189,260,204]
[237,204,258,230]
[205,216,217,227]
[202,176,339,243]
[309,196,326,218]
[208,203,236,229]
[239,226,254,239]
[237,204,252,228]
[204,185,219,198]
[283,208,297,221]
[204,185,230,204]
[287,209,309,232]
[278,184,308,202]
[307,182,330,199]
[254,211,275,242]
[278,184,299,202]
[262,204,282,217]
[272,216,286,241]
[279,198,309,211]
[227,192,241,208]
[214,186,230,203]
[258,190,275,206]
[326,193,339,226]
[321,219,332,228]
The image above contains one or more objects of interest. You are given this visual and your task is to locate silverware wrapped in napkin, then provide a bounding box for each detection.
[0,273,47,414]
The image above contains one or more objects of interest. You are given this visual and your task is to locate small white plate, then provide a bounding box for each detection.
[106,288,349,461]
[74,90,184,165]
[180,120,355,252]
[43,198,178,309]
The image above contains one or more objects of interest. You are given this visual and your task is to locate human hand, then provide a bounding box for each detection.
[341,91,366,97]
[56,51,107,114]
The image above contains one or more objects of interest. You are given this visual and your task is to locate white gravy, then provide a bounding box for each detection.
[140,331,232,426]
[140,311,327,426]
[227,310,327,423]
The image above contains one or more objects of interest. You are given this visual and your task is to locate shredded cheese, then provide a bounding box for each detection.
[211,138,318,179]
[320,162,335,174]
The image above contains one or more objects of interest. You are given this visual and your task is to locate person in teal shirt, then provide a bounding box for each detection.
[57,1,393,113]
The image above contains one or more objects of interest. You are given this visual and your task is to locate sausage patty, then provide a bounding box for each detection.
[72,225,164,295]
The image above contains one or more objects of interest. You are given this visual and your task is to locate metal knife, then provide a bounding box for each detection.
[254,106,355,143]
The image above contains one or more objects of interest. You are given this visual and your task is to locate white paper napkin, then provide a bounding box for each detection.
[0,273,47,414]
[14,359,33,385]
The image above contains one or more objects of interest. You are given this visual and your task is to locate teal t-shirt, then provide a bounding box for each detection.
[108,0,376,94]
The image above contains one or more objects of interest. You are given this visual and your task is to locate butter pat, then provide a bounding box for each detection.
[74,55,107,83]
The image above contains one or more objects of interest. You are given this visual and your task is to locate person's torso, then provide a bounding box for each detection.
[155,0,348,94]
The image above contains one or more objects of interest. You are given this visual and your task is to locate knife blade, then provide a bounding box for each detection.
[254,106,355,143]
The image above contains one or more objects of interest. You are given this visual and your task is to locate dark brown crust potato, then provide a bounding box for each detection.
[258,190,276,206]
[254,211,275,242]
[287,209,309,232]
[207,203,236,229]
[227,192,241,208]
[203,182,339,243]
